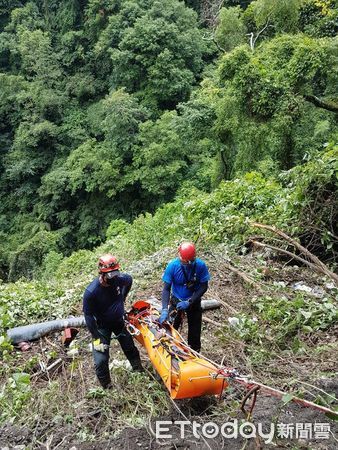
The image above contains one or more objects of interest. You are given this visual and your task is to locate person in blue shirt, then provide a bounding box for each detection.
[159,242,210,352]
[83,254,143,389]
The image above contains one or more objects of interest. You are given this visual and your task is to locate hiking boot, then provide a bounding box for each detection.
[129,358,145,373]
[98,376,112,389]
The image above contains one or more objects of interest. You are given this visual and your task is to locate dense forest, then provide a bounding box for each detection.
[0,2,338,447]
[0,0,337,281]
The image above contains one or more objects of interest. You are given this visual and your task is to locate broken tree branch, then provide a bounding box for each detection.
[32,358,63,379]
[209,250,263,291]
[251,222,338,285]
[217,298,239,315]
[251,240,318,272]
[203,316,222,328]
[304,95,338,113]
[206,287,239,314]
[222,261,262,290]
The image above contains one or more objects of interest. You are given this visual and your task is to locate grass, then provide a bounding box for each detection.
[0,243,337,447]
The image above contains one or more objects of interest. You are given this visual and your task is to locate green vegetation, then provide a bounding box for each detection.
[1,145,336,339]
[0,1,337,441]
[231,294,338,352]
[0,0,337,280]
[0,149,337,434]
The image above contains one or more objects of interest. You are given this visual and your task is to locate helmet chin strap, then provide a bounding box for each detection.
[99,274,109,287]
[99,274,116,287]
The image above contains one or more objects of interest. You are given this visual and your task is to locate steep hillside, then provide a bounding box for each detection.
[1,0,337,278]
[0,151,337,448]
[0,1,337,447]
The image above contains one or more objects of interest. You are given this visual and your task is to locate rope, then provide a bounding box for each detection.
[128,305,338,418]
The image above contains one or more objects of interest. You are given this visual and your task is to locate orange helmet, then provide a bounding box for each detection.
[178,242,196,262]
[98,254,120,273]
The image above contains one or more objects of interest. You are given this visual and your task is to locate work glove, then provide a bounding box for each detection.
[158,309,169,324]
[176,300,190,311]
[93,339,106,352]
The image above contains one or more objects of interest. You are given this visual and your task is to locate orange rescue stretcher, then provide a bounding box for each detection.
[126,301,338,417]
[127,300,227,399]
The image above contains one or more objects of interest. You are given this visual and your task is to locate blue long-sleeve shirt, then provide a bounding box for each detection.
[161,258,210,309]
[83,274,132,338]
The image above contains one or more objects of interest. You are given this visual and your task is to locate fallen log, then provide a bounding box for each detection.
[7,299,222,344]
[7,317,86,344]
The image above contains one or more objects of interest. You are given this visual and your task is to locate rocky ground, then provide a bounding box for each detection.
[0,246,337,449]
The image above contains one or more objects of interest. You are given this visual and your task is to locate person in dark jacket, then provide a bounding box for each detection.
[158,242,210,352]
[83,254,143,388]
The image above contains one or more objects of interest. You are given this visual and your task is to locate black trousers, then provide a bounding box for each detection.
[93,320,140,387]
[170,297,202,352]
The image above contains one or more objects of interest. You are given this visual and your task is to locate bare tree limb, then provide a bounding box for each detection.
[251,222,338,285]
[251,240,319,272]
[203,316,222,328]
[209,250,263,290]
[201,0,225,28]
[207,287,240,314]
[212,37,225,53]
[217,298,240,315]
[252,18,271,48]
[304,95,338,113]
[31,357,63,379]
[210,292,239,314]
[222,261,262,291]
[247,32,254,51]
[247,16,272,51]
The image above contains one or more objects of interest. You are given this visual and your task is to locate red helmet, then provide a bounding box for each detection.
[178,242,196,262]
[98,254,120,273]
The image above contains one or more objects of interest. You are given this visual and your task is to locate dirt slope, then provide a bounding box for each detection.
[1,247,337,449]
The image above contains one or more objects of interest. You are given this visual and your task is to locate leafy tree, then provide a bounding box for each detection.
[83,0,121,43]
[299,0,338,37]
[0,74,26,131]
[99,88,149,154]
[245,0,302,35]
[184,0,200,13]
[215,6,247,52]
[283,145,338,258]
[131,88,222,203]
[4,120,59,210]
[232,0,254,7]
[40,0,86,35]
[131,111,186,198]
[17,29,62,83]
[109,0,206,109]
[36,89,148,251]
[0,0,337,280]
[8,229,60,280]
[242,0,304,50]
[4,2,43,33]
[215,34,338,175]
